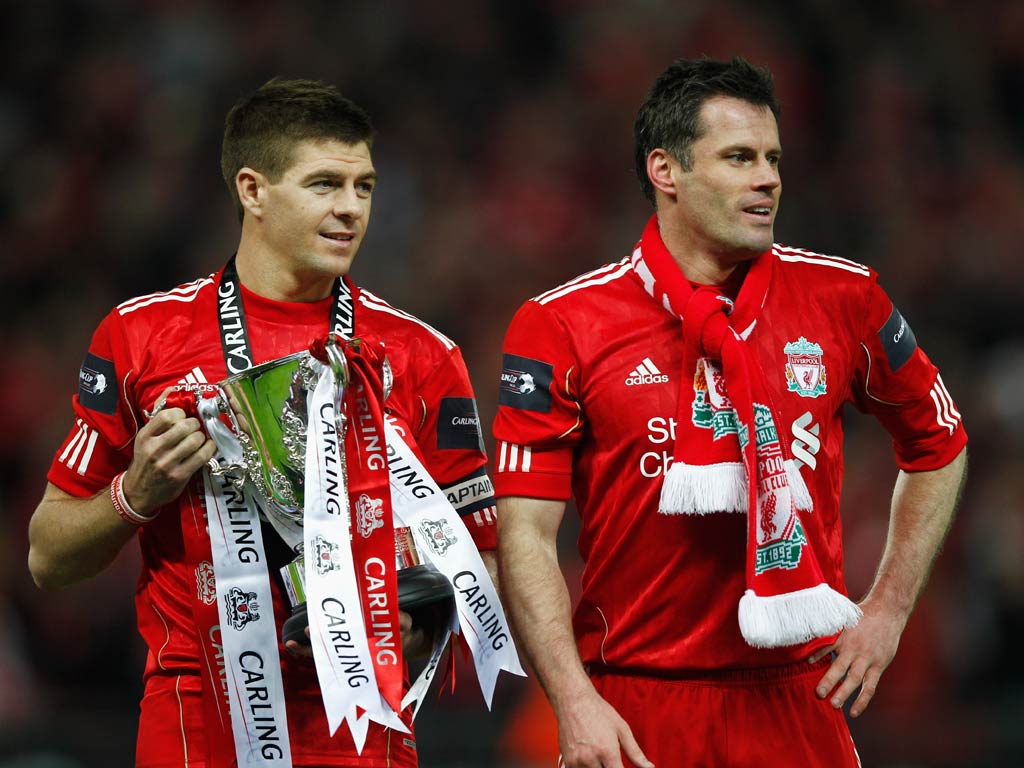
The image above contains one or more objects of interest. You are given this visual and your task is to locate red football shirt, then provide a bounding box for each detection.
[493,244,966,673]
[48,268,496,767]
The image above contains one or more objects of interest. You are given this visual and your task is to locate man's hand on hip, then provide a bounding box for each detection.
[556,687,654,768]
[809,596,906,717]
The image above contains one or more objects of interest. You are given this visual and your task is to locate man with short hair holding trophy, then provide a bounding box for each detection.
[29,78,521,768]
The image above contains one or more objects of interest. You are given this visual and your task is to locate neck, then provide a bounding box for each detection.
[656,215,757,286]
[235,237,335,303]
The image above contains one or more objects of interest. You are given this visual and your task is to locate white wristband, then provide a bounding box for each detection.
[110,472,158,525]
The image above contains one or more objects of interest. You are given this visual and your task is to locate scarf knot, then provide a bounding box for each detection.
[684,287,738,359]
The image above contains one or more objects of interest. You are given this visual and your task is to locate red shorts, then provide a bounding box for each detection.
[588,660,860,768]
[135,673,418,767]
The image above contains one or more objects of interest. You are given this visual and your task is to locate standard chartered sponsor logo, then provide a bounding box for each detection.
[640,416,679,478]
[790,411,821,470]
[640,413,822,477]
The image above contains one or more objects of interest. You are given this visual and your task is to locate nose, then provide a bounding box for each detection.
[753,158,781,192]
[332,186,365,220]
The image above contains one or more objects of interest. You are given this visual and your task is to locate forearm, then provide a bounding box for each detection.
[497,497,593,712]
[480,548,499,596]
[866,447,968,618]
[28,483,139,589]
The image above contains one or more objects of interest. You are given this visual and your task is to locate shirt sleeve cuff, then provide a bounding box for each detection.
[494,470,573,501]
[894,423,968,472]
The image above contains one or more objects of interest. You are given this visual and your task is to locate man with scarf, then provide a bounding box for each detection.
[29,78,499,767]
[493,57,967,767]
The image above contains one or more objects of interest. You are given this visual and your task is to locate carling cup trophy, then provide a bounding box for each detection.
[202,337,453,646]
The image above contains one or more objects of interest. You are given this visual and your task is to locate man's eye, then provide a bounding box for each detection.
[312,180,335,190]
[357,182,375,195]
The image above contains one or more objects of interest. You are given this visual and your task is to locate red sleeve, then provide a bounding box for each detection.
[492,300,581,501]
[47,310,140,497]
[413,346,496,551]
[851,278,967,471]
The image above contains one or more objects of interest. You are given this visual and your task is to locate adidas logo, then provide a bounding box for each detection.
[175,366,215,393]
[625,357,669,386]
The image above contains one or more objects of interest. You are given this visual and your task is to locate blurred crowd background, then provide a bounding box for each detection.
[2,0,1022,766]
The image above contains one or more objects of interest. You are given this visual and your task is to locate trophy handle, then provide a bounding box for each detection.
[197,388,249,487]
[207,456,246,478]
[325,338,350,437]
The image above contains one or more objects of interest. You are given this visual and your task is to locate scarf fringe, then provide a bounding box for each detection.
[659,461,747,514]
[737,584,862,648]
[785,460,813,513]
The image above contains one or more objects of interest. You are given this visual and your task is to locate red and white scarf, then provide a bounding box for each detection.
[632,215,861,647]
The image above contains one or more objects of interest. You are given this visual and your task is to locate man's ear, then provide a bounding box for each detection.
[647,148,679,200]
[236,167,266,219]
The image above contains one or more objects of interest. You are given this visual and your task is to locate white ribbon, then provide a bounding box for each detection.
[303,368,406,751]
[384,420,525,707]
[200,392,294,765]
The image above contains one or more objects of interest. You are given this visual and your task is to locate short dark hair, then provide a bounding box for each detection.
[633,57,780,206]
[221,78,375,221]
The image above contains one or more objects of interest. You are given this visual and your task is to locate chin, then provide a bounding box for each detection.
[740,234,774,255]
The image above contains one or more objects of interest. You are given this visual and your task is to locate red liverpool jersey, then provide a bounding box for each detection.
[493,244,966,673]
[48,267,497,767]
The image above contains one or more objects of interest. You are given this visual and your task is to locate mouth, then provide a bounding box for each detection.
[320,232,356,247]
[741,202,774,223]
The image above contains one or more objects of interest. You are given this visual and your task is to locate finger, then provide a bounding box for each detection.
[828,660,867,710]
[148,386,177,418]
[815,654,850,699]
[807,644,835,665]
[183,438,219,473]
[144,408,190,437]
[159,429,209,468]
[399,611,413,632]
[619,726,655,768]
[849,667,880,718]
[159,416,204,443]
[284,639,313,658]
[148,419,207,463]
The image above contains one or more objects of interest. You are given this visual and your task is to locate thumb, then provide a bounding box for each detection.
[619,724,654,768]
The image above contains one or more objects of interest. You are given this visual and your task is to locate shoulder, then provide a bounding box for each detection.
[770,244,877,285]
[769,244,892,340]
[88,273,217,358]
[112,274,218,323]
[528,256,636,309]
[355,286,457,354]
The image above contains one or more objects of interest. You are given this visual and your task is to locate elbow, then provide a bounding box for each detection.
[28,547,69,590]
[27,517,72,590]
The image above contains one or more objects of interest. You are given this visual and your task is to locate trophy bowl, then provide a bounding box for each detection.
[204,343,454,647]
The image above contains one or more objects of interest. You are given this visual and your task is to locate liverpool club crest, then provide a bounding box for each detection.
[784,338,827,398]
[224,586,260,630]
[691,358,740,440]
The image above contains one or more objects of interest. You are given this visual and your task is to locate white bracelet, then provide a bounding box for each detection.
[110,472,158,525]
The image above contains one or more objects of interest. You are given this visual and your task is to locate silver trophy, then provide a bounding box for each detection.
[204,338,453,646]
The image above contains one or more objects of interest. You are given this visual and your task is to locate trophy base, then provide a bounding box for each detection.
[397,564,454,610]
[281,565,454,647]
[282,603,309,647]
